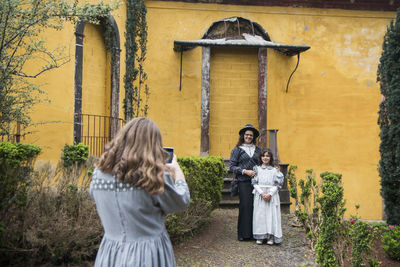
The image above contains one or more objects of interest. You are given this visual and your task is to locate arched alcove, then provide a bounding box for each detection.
[73,15,121,154]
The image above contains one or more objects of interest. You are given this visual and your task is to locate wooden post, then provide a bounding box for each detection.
[201,47,211,156]
[258,48,267,148]
[73,22,85,144]
[106,16,121,139]
[268,129,280,162]
[109,46,121,139]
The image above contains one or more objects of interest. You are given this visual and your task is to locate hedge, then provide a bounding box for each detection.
[166,156,226,243]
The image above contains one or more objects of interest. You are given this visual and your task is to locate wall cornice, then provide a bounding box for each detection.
[154,0,399,12]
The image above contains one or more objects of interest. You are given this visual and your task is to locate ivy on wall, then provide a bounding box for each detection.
[124,0,149,120]
[104,17,118,64]
[377,8,400,225]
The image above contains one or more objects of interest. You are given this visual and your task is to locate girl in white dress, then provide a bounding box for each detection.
[251,148,284,245]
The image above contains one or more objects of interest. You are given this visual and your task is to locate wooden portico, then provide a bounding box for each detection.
[173,17,310,156]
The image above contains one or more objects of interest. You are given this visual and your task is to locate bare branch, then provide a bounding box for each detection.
[12,58,69,78]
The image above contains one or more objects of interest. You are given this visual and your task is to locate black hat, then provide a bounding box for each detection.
[239,124,259,138]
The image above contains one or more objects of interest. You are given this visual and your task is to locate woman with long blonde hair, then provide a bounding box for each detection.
[90,117,189,267]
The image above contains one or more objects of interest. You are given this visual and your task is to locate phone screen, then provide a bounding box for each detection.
[164,147,174,163]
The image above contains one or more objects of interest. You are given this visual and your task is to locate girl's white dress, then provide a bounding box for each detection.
[251,165,284,243]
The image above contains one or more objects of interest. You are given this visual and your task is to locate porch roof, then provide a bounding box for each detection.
[173,38,310,56]
[173,17,310,56]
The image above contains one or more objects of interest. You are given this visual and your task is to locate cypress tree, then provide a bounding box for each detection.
[377,8,400,225]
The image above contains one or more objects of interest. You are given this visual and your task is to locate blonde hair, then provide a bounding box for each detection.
[97,117,166,195]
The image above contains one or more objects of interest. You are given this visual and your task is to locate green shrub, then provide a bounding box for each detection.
[61,143,89,167]
[315,171,346,267]
[287,166,321,249]
[349,215,380,267]
[178,156,225,210]
[166,156,226,243]
[382,225,400,261]
[288,167,383,266]
[0,142,41,168]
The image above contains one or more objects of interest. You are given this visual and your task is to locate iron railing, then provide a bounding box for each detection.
[75,113,124,157]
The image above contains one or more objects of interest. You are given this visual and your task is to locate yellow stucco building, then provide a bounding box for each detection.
[20,0,397,220]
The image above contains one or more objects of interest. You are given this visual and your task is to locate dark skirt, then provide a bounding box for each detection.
[238,180,254,240]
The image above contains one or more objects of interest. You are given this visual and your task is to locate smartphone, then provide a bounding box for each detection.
[164,147,174,163]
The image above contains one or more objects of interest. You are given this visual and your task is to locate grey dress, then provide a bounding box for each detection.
[90,168,190,267]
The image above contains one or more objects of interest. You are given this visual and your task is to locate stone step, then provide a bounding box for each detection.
[222,178,233,190]
[221,188,231,194]
[221,190,239,201]
[219,159,292,213]
[219,199,239,208]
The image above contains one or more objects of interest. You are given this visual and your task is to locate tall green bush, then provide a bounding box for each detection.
[166,156,226,243]
[287,166,321,249]
[315,172,346,267]
[178,156,225,209]
[377,8,400,225]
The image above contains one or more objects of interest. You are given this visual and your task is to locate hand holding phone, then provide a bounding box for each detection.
[164,148,185,182]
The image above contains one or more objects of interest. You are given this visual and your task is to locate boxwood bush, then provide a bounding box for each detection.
[166,156,226,243]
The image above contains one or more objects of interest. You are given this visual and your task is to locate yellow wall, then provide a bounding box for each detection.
[23,2,127,164]
[21,0,395,219]
[144,1,393,220]
[209,47,259,157]
[81,23,111,153]
[22,24,77,163]
[82,23,109,117]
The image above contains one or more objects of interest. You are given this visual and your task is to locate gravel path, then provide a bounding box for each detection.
[173,208,317,266]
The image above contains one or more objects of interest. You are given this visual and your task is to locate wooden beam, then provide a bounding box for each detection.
[201,47,211,156]
[258,47,267,148]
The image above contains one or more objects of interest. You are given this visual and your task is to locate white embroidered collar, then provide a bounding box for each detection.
[240,144,255,157]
